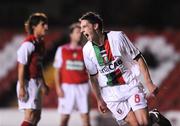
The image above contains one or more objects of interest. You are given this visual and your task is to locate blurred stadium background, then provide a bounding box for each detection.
[0,0,180,126]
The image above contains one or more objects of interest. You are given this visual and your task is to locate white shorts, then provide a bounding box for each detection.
[16,78,42,110]
[58,83,90,114]
[101,79,147,121]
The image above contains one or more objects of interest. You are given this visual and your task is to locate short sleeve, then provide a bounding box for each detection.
[17,42,34,65]
[83,45,98,76]
[53,47,63,68]
[120,32,141,59]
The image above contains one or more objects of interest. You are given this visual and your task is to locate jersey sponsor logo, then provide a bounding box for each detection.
[99,57,127,75]
[66,60,84,71]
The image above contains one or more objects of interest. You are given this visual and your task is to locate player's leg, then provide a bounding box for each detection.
[124,110,139,126]
[60,114,70,126]
[76,83,91,126]
[80,113,91,126]
[128,92,149,126]
[33,110,41,126]
[58,84,74,126]
[134,108,149,126]
[21,109,35,126]
[105,100,138,126]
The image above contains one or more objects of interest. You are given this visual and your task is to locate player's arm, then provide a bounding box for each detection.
[120,32,158,95]
[40,64,49,95]
[54,68,64,97]
[53,47,64,97]
[135,55,158,96]
[18,62,27,101]
[17,42,34,101]
[82,44,108,113]
[89,74,108,113]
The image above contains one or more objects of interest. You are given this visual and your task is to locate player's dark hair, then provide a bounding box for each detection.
[69,22,81,34]
[79,11,103,31]
[25,12,48,34]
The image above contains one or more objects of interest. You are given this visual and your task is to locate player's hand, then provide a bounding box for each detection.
[97,98,108,114]
[19,87,28,102]
[147,83,159,97]
[56,87,64,98]
[42,84,49,95]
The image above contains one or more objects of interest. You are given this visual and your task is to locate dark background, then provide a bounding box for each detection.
[0,0,180,29]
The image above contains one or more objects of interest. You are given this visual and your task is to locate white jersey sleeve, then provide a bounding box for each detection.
[17,42,35,65]
[83,43,98,75]
[120,32,140,59]
[53,47,63,68]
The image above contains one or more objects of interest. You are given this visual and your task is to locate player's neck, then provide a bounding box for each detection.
[33,33,43,41]
[70,41,79,49]
[93,32,104,46]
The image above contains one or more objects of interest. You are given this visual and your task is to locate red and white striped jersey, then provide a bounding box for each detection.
[53,44,88,84]
[83,31,141,87]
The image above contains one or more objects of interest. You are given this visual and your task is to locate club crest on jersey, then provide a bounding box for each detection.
[73,52,77,58]
[100,50,109,64]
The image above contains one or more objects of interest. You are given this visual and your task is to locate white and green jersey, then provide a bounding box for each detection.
[83,31,141,88]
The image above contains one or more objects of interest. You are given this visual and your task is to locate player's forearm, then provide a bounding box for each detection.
[137,56,153,85]
[54,68,61,90]
[18,63,25,88]
[90,75,102,101]
[40,64,47,85]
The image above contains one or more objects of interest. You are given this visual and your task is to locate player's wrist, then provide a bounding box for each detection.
[146,80,153,86]
[19,85,25,89]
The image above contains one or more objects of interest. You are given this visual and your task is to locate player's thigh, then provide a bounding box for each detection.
[24,109,37,122]
[106,101,131,123]
[76,84,90,113]
[128,93,148,125]
[58,85,75,114]
[124,110,139,126]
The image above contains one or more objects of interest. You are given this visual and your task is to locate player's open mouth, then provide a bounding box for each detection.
[85,33,89,38]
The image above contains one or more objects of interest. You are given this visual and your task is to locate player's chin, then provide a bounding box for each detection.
[83,33,90,40]
[43,30,48,35]
[86,35,93,41]
[44,31,48,35]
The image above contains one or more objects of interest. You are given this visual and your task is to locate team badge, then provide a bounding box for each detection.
[73,52,77,58]
[100,49,109,64]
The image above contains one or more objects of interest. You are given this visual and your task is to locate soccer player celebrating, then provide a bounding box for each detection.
[17,12,49,126]
[79,12,159,126]
[53,23,91,126]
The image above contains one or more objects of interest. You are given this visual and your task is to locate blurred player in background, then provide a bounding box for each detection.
[16,12,49,126]
[53,22,91,126]
[79,12,160,126]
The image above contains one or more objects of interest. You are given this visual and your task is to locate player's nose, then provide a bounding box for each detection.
[44,24,48,30]
[80,27,84,33]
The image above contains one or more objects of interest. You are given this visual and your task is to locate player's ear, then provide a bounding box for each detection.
[32,25,36,31]
[94,23,99,30]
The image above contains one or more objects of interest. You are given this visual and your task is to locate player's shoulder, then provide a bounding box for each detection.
[17,41,35,55]
[20,41,35,50]
[56,43,68,51]
[83,41,92,51]
[83,41,93,55]
[107,31,126,43]
[107,30,124,36]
